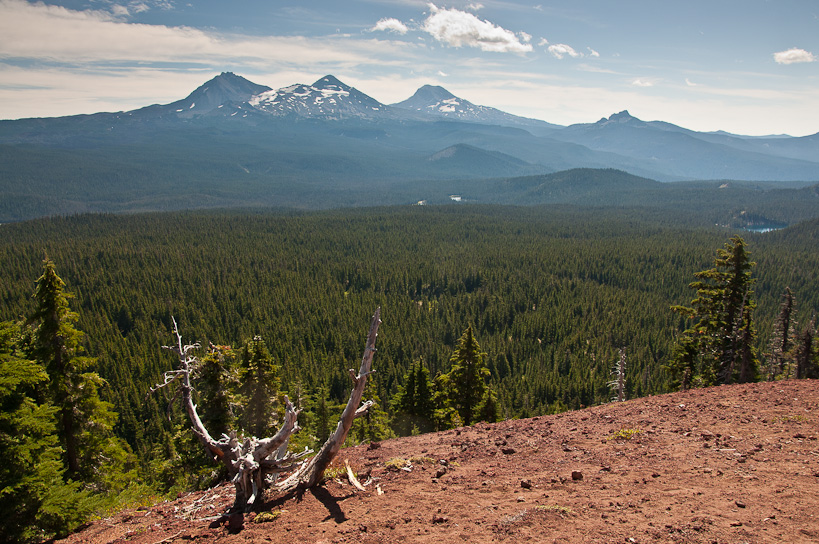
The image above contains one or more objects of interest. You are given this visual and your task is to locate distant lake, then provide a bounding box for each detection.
[744,225,784,233]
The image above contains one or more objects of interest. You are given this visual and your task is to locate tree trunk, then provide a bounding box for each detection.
[278,308,381,492]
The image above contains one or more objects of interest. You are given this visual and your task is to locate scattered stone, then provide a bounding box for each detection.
[435,467,447,478]
[520,479,532,489]
[432,515,449,524]
[502,447,517,455]
[571,471,584,481]
[735,501,746,508]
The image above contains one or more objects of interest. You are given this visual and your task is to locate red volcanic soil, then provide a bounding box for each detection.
[60,380,819,544]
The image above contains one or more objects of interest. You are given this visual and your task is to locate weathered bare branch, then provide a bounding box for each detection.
[279,307,381,491]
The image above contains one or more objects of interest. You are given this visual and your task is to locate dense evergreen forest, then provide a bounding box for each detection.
[1,204,818,539]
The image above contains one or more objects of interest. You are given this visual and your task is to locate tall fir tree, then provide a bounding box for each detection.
[766,287,797,380]
[794,317,817,379]
[0,321,97,543]
[197,344,240,438]
[29,259,125,483]
[238,336,281,438]
[391,359,435,435]
[669,236,759,388]
[440,326,493,427]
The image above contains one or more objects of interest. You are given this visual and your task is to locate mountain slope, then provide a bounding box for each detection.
[249,75,400,120]
[554,111,819,181]
[55,380,819,544]
[393,84,561,133]
[1,73,819,222]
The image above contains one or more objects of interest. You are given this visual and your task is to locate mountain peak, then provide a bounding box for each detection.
[312,75,350,91]
[608,110,635,122]
[178,72,271,113]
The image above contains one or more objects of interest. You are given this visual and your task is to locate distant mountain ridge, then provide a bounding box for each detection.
[1,71,818,222]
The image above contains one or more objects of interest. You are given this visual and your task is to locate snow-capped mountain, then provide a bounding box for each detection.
[392,84,560,132]
[130,72,271,119]
[249,75,393,120]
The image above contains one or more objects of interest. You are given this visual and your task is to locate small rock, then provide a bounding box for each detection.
[435,467,447,478]
[571,471,584,481]
[520,479,532,489]
[367,442,381,450]
[735,501,746,508]
[501,447,516,455]
[517,497,525,502]
[432,515,448,524]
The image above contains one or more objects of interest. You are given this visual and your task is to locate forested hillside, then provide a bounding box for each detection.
[1,205,817,536]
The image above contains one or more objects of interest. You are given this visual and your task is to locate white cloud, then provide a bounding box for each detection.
[631,79,654,87]
[548,43,581,59]
[587,47,599,58]
[371,17,409,34]
[466,3,483,10]
[537,37,548,47]
[773,48,816,65]
[438,70,448,77]
[519,31,531,43]
[0,0,411,67]
[685,78,699,87]
[111,4,131,17]
[422,4,532,53]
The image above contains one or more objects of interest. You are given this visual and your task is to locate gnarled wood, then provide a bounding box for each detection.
[157,318,309,512]
[156,308,381,514]
[278,307,381,492]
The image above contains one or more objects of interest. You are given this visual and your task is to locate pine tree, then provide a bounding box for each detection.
[29,259,124,482]
[794,317,817,379]
[238,336,281,438]
[766,287,796,380]
[198,344,240,438]
[0,321,95,543]
[669,236,759,388]
[441,326,492,427]
[391,359,435,435]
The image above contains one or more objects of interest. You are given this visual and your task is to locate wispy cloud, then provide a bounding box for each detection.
[773,47,816,64]
[548,43,581,59]
[0,0,410,67]
[631,79,654,87]
[422,4,532,53]
[371,17,409,34]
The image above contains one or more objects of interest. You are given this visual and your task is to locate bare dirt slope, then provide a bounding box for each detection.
[61,380,819,544]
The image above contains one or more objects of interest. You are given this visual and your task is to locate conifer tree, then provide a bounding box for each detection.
[238,336,281,438]
[391,359,435,435]
[0,321,94,543]
[29,259,123,481]
[670,236,759,388]
[794,317,817,379]
[766,287,796,380]
[440,326,492,427]
[198,344,240,438]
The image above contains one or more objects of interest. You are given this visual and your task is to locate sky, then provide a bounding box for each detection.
[0,0,817,136]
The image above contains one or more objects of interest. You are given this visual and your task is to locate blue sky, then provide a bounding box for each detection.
[0,0,817,135]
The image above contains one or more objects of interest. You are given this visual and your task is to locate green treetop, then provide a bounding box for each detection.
[439,326,495,427]
[669,236,759,388]
[29,259,124,481]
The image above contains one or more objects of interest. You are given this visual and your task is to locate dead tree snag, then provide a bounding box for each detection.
[153,308,381,513]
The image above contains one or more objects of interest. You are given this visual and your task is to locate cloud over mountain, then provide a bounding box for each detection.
[422,4,532,53]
